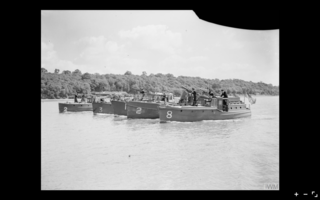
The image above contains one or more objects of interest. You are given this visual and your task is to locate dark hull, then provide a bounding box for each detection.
[58,103,92,113]
[111,100,127,116]
[126,101,160,119]
[159,105,251,122]
[92,102,113,114]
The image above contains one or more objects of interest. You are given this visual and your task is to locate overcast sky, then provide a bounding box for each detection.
[41,10,279,86]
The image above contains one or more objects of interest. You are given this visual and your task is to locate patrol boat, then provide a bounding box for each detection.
[92,92,129,115]
[158,95,251,122]
[126,92,175,119]
[58,94,93,113]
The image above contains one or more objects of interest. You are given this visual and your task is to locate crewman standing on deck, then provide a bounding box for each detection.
[208,89,215,98]
[140,89,145,100]
[220,89,228,111]
[191,88,197,106]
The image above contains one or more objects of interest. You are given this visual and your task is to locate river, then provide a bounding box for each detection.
[41,96,279,190]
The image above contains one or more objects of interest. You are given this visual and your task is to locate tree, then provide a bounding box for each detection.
[54,69,60,74]
[124,71,132,75]
[41,68,48,73]
[98,80,110,91]
[173,89,182,96]
[155,73,163,77]
[41,68,279,99]
[62,70,71,75]
[72,69,82,76]
[142,71,147,76]
[212,83,221,90]
[83,82,92,94]
[130,84,139,92]
[82,73,91,80]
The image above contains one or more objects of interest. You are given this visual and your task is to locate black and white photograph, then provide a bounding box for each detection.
[41,10,279,190]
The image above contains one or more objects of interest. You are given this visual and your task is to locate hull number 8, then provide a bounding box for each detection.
[166,111,172,118]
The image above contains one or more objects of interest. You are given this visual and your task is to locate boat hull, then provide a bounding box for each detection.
[58,103,93,113]
[158,105,251,122]
[126,101,161,119]
[92,102,113,114]
[111,100,127,116]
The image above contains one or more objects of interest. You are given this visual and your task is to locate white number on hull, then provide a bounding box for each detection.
[99,107,103,112]
[64,107,67,112]
[166,111,172,118]
[136,107,142,114]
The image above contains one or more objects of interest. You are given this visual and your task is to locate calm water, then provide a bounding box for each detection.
[41,96,279,190]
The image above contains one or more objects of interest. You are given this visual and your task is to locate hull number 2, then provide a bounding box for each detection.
[64,107,67,112]
[166,111,172,118]
[136,107,142,114]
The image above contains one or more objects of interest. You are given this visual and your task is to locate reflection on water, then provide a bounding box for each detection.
[41,96,279,190]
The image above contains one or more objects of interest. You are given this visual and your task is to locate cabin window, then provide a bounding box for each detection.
[180,110,182,112]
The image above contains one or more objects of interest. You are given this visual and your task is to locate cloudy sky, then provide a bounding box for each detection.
[41,10,279,86]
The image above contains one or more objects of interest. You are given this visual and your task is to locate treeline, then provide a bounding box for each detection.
[41,68,279,99]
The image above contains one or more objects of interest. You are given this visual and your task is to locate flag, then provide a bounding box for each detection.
[247,93,256,104]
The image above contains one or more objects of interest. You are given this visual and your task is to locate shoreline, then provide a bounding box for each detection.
[41,94,278,101]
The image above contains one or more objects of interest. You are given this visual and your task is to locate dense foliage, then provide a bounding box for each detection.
[41,68,279,99]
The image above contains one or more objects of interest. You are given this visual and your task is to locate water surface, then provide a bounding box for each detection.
[41,96,279,190]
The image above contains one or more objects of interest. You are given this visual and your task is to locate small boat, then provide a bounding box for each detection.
[58,102,93,112]
[126,93,175,119]
[158,96,251,122]
[59,94,94,113]
[92,97,113,114]
[92,91,131,115]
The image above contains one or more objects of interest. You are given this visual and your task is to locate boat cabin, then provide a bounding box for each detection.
[151,92,174,102]
[91,92,129,103]
[197,96,247,111]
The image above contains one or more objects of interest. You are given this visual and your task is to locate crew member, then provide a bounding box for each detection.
[192,88,197,106]
[208,89,215,98]
[162,93,166,101]
[74,94,78,103]
[140,89,145,101]
[220,89,228,111]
